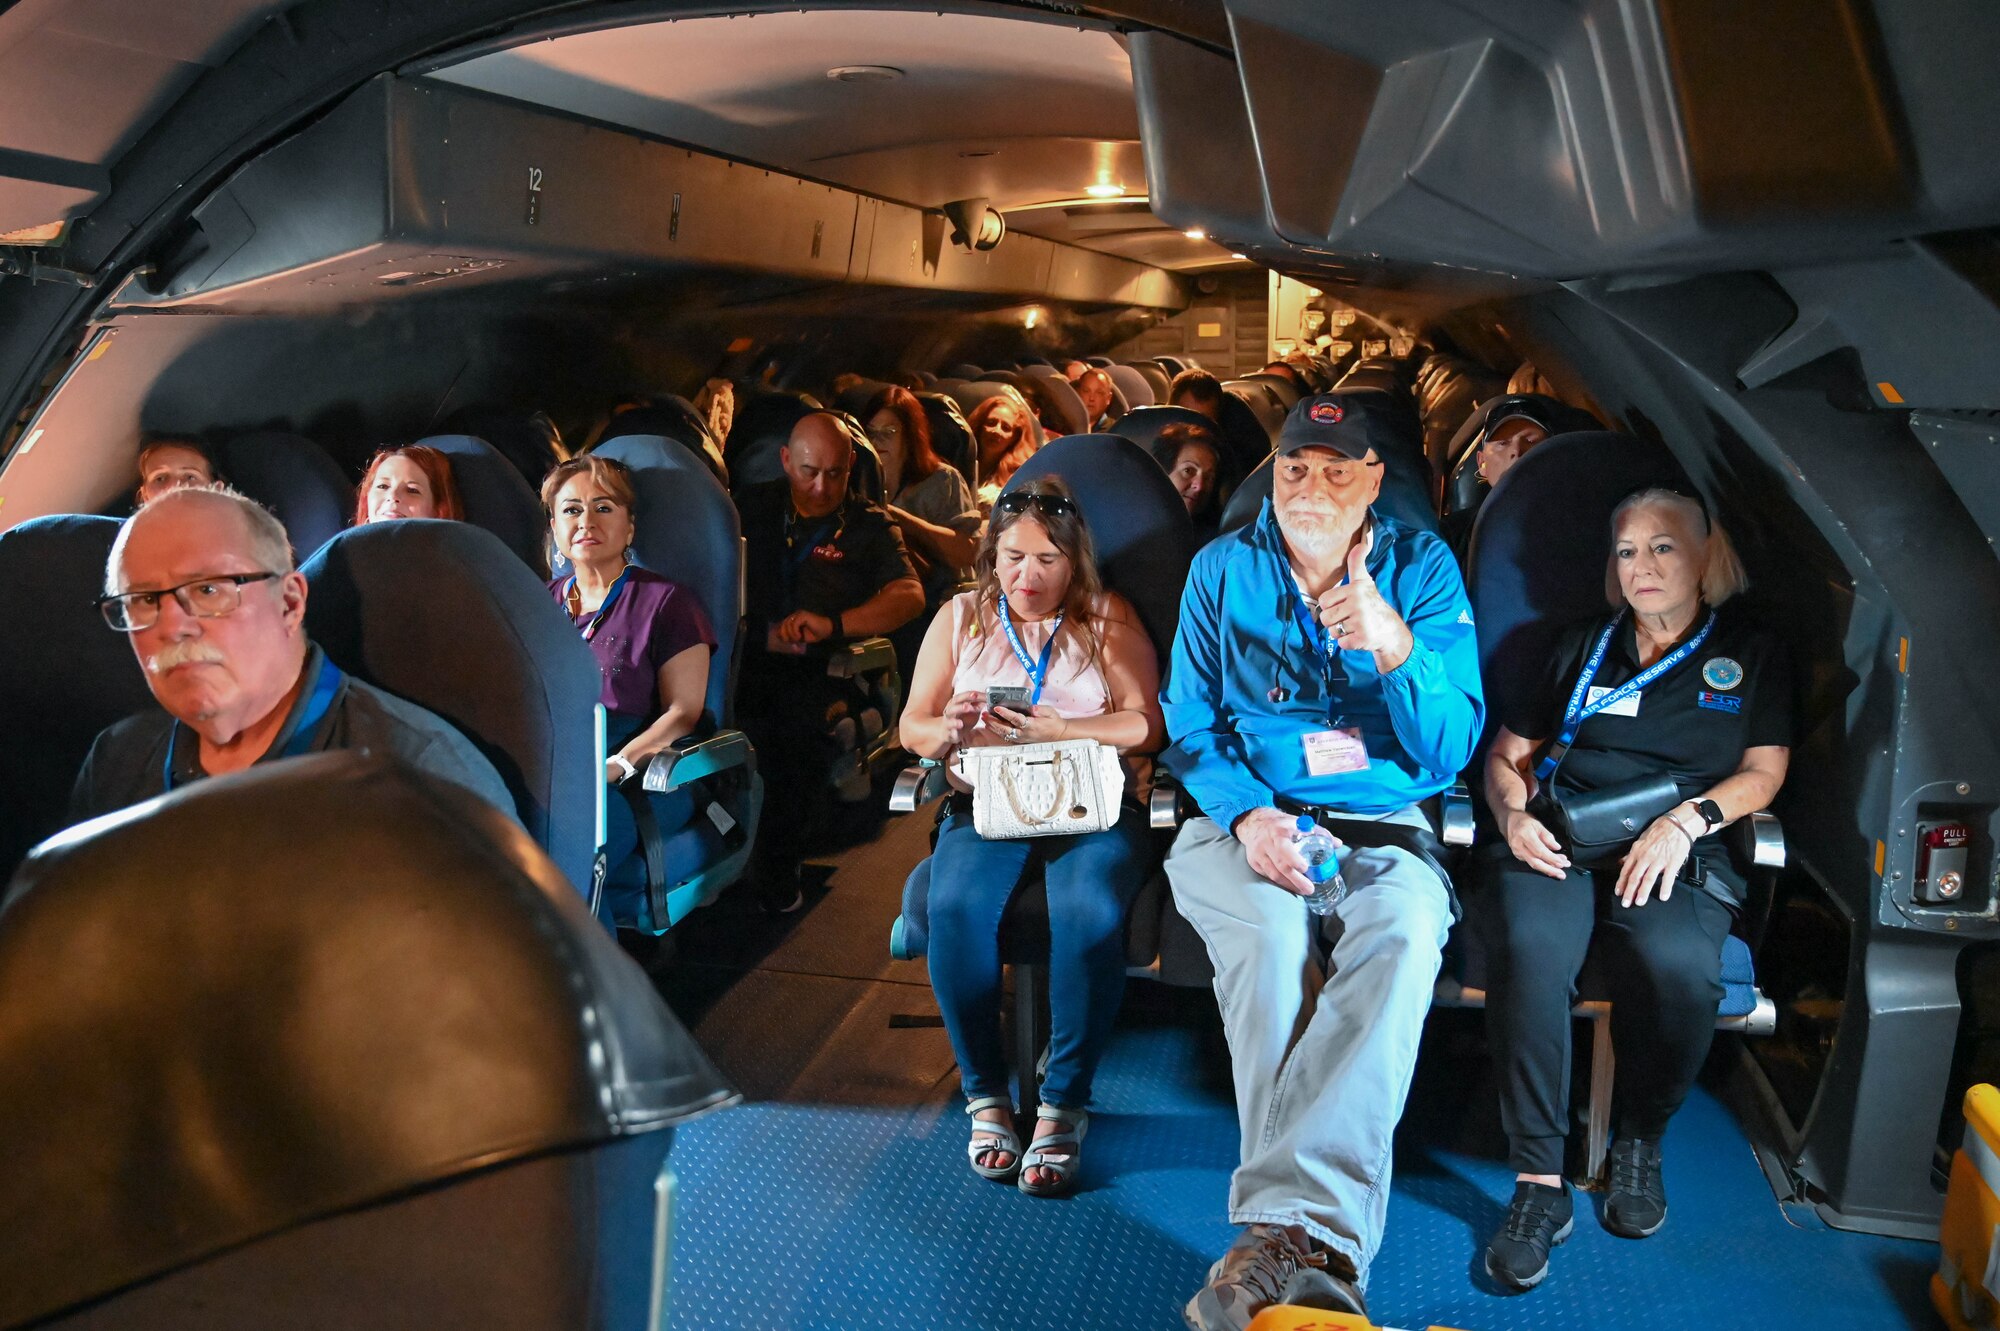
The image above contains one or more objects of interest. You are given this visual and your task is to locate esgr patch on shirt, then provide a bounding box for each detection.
[1698,690,1744,713]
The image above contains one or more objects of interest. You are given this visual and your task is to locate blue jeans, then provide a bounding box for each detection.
[927,801,1153,1109]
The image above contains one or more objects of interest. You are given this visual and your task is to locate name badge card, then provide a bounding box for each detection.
[1585,685,1641,718]
[1303,728,1371,777]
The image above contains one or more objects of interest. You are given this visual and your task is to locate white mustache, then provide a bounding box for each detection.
[146,640,226,674]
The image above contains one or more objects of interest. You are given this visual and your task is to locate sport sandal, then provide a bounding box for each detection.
[1017,1104,1088,1197]
[965,1096,1022,1182]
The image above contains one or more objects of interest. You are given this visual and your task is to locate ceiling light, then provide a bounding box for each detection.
[1184,228,1207,240]
[1230,252,1248,260]
[827,65,904,83]
[1084,183,1126,199]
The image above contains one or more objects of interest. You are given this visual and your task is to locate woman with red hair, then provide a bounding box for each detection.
[354,445,464,525]
[966,389,1041,510]
[863,386,980,585]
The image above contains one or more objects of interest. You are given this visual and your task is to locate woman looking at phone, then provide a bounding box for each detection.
[898,476,1164,1197]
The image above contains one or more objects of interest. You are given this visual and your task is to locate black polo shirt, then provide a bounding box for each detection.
[735,480,917,640]
[1503,601,1796,806]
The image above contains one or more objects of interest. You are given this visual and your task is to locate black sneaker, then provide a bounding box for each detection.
[1484,1180,1573,1290]
[1604,1137,1668,1237]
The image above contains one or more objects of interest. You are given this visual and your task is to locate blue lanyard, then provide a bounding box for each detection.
[163,655,344,792]
[784,511,839,600]
[565,565,633,642]
[1536,608,1716,781]
[1278,546,1349,723]
[996,592,1064,706]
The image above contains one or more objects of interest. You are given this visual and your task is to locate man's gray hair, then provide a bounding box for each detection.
[107,484,295,593]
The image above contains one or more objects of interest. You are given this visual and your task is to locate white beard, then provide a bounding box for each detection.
[1276,504,1358,563]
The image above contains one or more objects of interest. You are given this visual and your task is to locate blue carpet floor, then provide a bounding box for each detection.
[664,1007,1935,1331]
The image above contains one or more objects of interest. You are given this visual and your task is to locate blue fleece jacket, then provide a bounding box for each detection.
[1161,501,1484,827]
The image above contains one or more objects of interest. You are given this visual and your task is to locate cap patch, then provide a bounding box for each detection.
[1309,401,1344,424]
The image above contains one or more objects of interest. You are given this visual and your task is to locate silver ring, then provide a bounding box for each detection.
[1008,726,1021,742]
[1335,621,1349,637]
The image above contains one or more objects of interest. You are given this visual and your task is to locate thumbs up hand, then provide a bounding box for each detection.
[1317,525,1414,671]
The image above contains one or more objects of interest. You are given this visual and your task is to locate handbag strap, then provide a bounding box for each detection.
[998,751,1069,825]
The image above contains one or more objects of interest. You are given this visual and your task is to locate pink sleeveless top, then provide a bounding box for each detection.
[944,591,1151,795]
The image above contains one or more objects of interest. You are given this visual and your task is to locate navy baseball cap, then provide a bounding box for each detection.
[1276,393,1382,460]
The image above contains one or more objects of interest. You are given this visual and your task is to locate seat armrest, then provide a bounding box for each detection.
[1441,779,1475,848]
[890,758,951,813]
[827,636,897,679]
[642,730,752,793]
[1732,809,1786,870]
[1150,773,1189,831]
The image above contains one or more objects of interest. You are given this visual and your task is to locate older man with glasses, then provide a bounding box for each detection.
[70,485,514,823]
[1166,394,1484,1329]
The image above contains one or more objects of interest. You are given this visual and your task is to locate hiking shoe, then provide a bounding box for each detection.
[1604,1137,1667,1237]
[1278,1263,1367,1318]
[1184,1224,1328,1331]
[1484,1180,1572,1290]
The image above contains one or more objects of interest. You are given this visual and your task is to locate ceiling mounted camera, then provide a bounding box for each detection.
[942,198,1006,252]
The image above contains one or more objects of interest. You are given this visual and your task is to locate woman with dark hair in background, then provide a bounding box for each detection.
[1149,421,1227,535]
[863,385,981,588]
[355,445,464,525]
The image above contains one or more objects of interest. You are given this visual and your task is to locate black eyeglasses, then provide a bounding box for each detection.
[97,572,283,632]
[993,491,1077,520]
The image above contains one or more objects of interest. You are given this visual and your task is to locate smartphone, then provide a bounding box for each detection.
[985,685,1033,710]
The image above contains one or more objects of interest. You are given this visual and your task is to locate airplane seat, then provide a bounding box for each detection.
[589,435,765,932]
[1108,403,1217,453]
[834,378,891,420]
[887,436,1205,1106]
[596,399,728,484]
[1450,429,1780,1183]
[1243,371,1302,409]
[946,362,987,381]
[1442,396,1603,522]
[1019,354,1054,368]
[1417,358,1508,474]
[300,520,601,898]
[439,404,562,485]
[1224,381,1287,438]
[944,379,1006,418]
[1107,365,1155,407]
[1124,360,1171,402]
[722,388,814,488]
[0,515,154,881]
[914,391,977,487]
[0,751,735,1331]
[1334,364,1409,398]
[1082,355,1113,368]
[415,433,551,573]
[1003,371,1086,436]
[1213,391,1277,475]
[210,430,352,563]
[914,370,939,387]
[1153,355,1189,377]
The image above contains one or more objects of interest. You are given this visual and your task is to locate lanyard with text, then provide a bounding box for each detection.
[566,565,633,642]
[162,655,344,793]
[1280,545,1350,723]
[996,591,1065,706]
[1536,608,1716,781]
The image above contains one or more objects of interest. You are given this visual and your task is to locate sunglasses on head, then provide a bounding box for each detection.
[994,491,1077,519]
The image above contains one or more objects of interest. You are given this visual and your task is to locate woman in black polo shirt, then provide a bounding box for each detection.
[1476,488,1794,1292]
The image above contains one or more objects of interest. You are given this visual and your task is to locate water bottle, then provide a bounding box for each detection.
[1293,814,1347,915]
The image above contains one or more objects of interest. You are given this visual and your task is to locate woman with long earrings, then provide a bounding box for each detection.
[542,455,717,931]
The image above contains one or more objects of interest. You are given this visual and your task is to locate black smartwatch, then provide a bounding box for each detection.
[831,610,845,640]
[1693,798,1724,832]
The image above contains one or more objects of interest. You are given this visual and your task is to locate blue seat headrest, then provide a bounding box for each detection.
[947,363,986,381]
[0,750,734,1331]
[1003,435,1200,663]
[1107,364,1156,408]
[210,431,352,564]
[414,434,549,574]
[1467,430,1690,730]
[0,515,154,877]
[301,521,600,894]
[591,435,743,725]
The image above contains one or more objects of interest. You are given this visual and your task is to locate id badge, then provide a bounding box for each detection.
[1586,685,1641,718]
[1303,727,1370,777]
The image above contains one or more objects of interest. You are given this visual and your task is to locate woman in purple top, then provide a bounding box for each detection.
[542,455,718,929]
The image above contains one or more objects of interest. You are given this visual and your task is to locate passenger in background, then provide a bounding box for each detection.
[1476,488,1791,1292]
[1149,421,1226,534]
[900,478,1163,1197]
[1164,395,1483,1328]
[1439,394,1590,560]
[135,435,221,507]
[736,411,925,911]
[542,456,716,931]
[1075,367,1119,432]
[354,445,463,525]
[693,378,735,448]
[1260,360,1304,391]
[1508,361,1558,398]
[1061,359,1090,382]
[1168,368,1226,424]
[967,391,1040,509]
[73,486,514,823]
[863,386,981,592]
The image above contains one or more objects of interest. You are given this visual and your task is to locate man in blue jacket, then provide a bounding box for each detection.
[1168,394,1483,1329]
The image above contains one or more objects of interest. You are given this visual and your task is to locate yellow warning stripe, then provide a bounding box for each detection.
[1875,841,1886,877]
[1878,381,1906,404]
[1900,637,1910,673]
[1966,1086,2000,1179]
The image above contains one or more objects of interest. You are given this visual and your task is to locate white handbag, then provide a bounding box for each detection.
[952,739,1126,840]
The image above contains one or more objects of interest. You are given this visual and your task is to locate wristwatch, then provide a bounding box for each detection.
[1693,798,1725,832]
[609,754,638,784]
